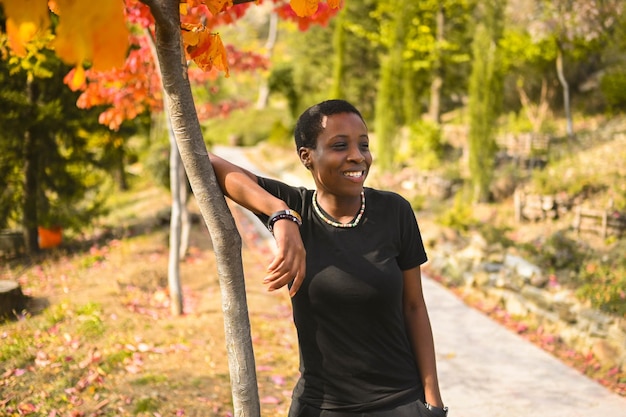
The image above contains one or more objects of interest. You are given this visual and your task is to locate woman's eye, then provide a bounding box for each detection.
[332,143,347,150]
[360,142,369,150]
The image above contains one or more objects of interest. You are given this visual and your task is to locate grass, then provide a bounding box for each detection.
[1,186,299,416]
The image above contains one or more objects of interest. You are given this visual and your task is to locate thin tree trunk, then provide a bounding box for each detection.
[116,144,129,190]
[23,78,39,254]
[178,159,191,260]
[428,4,444,124]
[141,1,260,416]
[145,27,184,316]
[168,124,184,315]
[517,77,551,133]
[330,5,346,99]
[556,46,574,138]
[256,11,278,109]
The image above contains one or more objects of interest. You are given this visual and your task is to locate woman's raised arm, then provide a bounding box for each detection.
[208,152,306,296]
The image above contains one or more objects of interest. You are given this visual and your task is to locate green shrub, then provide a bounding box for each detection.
[576,251,626,316]
[436,189,477,232]
[601,68,626,113]
[407,120,444,171]
[476,222,514,248]
[519,232,588,273]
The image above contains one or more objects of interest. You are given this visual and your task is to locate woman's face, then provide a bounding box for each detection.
[299,112,372,198]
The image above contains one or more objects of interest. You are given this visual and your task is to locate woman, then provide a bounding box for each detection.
[209,100,447,417]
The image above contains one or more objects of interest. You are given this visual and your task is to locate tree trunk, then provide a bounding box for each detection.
[427,4,444,124]
[178,158,191,260]
[330,5,346,99]
[0,280,28,319]
[168,125,184,316]
[556,46,574,138]
[141,1,260,416]
[146,27,188,316]
[23,78,39,254]
[116,143,129,190]
[256,11,278,109]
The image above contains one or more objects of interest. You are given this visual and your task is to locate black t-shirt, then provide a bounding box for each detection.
[256,177,428,412]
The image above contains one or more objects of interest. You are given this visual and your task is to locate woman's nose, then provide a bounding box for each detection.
[347,145,365,162]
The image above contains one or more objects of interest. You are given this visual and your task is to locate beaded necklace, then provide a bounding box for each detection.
[312,190,365,228]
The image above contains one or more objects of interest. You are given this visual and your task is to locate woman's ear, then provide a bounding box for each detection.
[299,147,312,169]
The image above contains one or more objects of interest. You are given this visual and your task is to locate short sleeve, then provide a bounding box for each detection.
[396,197,427,270]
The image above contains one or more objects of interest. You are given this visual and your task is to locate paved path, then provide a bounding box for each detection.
[212,145,626,417]
[424,277,626,417]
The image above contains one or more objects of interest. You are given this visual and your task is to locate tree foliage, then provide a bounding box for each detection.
[467,0,505,202]
[0,16,133,244]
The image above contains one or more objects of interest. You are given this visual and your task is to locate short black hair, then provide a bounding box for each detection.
[294,99,365,150]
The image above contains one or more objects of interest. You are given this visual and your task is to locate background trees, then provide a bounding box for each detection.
[0,10,138,252]
[3,0,625,243]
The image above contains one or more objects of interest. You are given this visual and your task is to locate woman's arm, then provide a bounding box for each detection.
[402,266,444,408]
[209,152,286,215]
[209,152,306,296]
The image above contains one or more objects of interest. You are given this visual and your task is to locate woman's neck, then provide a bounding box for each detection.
[313,190,365,226]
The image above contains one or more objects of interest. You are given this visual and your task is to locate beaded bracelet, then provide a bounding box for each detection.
[267,209,302,233]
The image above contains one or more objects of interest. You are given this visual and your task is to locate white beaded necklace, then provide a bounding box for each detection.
[312,190,365,228]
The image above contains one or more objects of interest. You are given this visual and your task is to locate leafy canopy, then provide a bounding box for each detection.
[1,0,340,86]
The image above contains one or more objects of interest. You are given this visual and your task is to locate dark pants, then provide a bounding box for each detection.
[288,399,436,417]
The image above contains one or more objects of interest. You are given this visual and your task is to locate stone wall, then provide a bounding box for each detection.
[425,232,626,370]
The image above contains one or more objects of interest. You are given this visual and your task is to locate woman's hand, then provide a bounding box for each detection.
[263,219,306,297]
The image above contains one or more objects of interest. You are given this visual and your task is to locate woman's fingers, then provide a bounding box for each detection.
[264,220,306,296]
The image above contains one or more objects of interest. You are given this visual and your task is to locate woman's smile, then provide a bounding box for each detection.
[302,112,372,197]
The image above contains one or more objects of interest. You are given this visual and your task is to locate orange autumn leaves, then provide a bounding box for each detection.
[290,0,341,18]
[1,0,340,84]
[181,23,229,76]
[2,0,128,89]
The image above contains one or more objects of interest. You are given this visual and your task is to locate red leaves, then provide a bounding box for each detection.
[181,23,230,76]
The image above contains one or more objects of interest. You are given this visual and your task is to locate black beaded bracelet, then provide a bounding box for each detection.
[267,209,302,233]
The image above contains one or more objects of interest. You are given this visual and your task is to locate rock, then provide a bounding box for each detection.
[504,254,542,282]
[591,340,620,366]
[0,280,29,319]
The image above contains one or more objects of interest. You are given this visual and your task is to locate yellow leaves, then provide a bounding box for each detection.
[181,23,229,77]
[204,0,233,16]
[290,0,341,17]
[64,65,86,91]
[0,0,129,86]
[1,0,50,56]
[53,0,129,71]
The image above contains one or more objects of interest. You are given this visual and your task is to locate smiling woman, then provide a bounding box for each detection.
[208,99,446,417]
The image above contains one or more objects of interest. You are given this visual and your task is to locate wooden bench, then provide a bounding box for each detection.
[572,207,626,238]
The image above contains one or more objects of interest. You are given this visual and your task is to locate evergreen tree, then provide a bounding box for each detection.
[467,0,505,202]
[374,0,413,170]
[0,28,137,251]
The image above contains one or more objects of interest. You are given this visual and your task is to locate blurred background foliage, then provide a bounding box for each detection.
[1,0,626,312]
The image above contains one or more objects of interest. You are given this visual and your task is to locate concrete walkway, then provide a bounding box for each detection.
[424,277,626,417]
[212,145,626,417]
